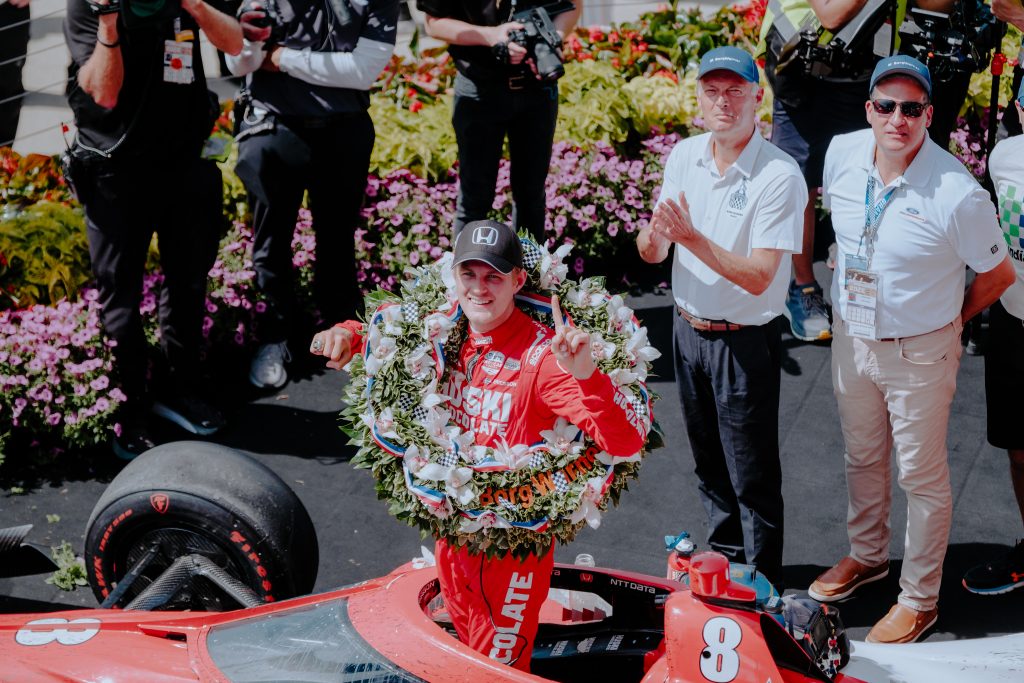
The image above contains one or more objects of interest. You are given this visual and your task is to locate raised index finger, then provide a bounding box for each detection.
[551,294,566,334]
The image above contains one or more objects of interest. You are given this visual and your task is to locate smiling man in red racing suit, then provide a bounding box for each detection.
[310,219,648,671]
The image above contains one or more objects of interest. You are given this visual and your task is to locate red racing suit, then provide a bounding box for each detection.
[340,306,647,670]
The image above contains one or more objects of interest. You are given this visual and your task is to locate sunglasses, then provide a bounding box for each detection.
[870,99,928,118]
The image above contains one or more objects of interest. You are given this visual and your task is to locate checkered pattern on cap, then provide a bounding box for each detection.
[398,394,416,412]
[412,406,429,422]
[529,452,547,469]
[439,450,458,468]
[553,472,570,493]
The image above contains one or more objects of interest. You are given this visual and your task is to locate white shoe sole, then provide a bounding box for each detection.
[808,565,889,603]
[781,306,833,342]
[152,401,220,436]
[962,578,1024,595]
[249,369,287,389]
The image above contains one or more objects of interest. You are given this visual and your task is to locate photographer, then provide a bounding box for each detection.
[63,0,242,458]
[1,0,31,147]
[758,0,884,343]
[226,0,398,390]
[416,0,581,241]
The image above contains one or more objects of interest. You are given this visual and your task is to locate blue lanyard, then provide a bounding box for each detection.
[858,175,898,268]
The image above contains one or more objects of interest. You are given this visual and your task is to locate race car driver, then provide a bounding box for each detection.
[309,219,647,671]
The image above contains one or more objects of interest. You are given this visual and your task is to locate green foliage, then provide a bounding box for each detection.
[555,61,634,145]
[369,95,458,181]
[0,202,90,309]
[623,73,699,136]
[966,27,1024,118]
[46,541,87,591]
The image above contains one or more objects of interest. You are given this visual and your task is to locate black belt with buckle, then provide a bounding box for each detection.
[678,307,746,332]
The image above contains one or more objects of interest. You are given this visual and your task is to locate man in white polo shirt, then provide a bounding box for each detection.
[637,46,806,588]
[808,55,1015,644]
[962,79,1024,596]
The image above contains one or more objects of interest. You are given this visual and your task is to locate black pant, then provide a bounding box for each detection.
[672,312,785,586]
[237,112,373,342]
[451,73,558,240]
[928,69,972,150]
[80,155,223,419]
[0,3,30,146]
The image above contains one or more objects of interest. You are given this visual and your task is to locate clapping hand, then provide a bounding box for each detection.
[550,295,595,380]
[651,191,698,247]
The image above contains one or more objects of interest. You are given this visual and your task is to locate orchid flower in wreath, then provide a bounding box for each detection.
[539,243,573,289]
[569,475,609,529]
[459,511,512,534]
[539,417,584,456]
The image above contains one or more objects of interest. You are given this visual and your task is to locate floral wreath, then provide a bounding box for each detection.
[344,235,662,559]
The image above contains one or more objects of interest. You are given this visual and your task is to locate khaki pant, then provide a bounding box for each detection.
[832,316,963,611]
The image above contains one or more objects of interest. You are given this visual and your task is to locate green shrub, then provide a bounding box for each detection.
[0,202,90,309]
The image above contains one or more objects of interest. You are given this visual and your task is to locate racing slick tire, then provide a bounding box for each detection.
[84,441,318,610]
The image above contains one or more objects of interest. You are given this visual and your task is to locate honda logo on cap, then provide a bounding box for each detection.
[472,226,499,246]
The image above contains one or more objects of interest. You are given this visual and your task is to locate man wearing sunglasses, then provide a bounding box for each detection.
[962,80,1024,596]
[808,55,1015,643]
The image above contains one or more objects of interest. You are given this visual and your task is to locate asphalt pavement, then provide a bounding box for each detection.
[2,263,1023,644]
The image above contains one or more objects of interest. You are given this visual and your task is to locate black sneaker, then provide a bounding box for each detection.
[152,393,226,436]
[113,425,158,461]
[962,540,1024,595]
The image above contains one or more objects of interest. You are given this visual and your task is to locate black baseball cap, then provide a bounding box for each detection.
[453,220,523,274]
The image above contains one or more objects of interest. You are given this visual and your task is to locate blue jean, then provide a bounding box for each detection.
[451,73,557,240]
[672,311,785,586]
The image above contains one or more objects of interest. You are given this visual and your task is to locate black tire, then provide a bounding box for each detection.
[84,441,318,610]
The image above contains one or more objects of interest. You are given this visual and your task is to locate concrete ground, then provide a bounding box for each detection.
[2,262,1023,645]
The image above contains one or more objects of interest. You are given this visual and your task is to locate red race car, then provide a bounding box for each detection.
[2,443,864,683]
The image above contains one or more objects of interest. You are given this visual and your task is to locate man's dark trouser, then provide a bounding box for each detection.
[240,111,373,343]
[81,155,223,421]
[451,73,558,241]
[673,311,785,586]
[0,2,30,146]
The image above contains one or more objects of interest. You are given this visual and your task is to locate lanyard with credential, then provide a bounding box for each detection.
[858,175,898,269]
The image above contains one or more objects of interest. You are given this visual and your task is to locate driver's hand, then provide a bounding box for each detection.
[310,327,354,370]
[240,2,272,42]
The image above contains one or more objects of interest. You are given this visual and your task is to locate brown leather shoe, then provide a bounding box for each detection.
[866,603,938,643]
[808,556,889,602]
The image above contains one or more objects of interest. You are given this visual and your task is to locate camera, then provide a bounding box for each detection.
[239,0,286,43]
[494,1,576,82]
[795,0,892,78]
[898,0,1002,82]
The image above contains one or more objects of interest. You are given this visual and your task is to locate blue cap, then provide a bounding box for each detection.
[697,46,759,84]
[869,55,932,97]
[1017,77,1024,107]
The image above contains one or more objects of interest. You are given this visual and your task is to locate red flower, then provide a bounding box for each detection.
[636,42,649,53]
[588,28,604,42]
[611,58,621,69]
[406,87,417,98]
[609,31,620,43]
[410,100,424,113]
[653,69,678,83]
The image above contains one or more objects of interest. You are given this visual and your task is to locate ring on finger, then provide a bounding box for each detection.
[311,339,323,352]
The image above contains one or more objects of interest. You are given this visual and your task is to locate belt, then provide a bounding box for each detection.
[678,307,747,332]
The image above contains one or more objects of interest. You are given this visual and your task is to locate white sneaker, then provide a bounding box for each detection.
[249,341,290,388]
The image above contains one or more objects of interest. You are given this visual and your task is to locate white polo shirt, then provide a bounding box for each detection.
[657,130,805,326]
[989,134,1024,319]
[823,129,1006,338]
